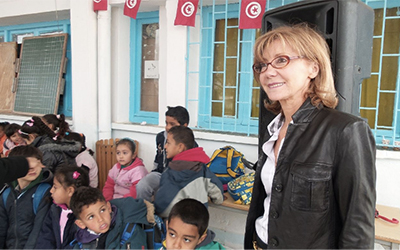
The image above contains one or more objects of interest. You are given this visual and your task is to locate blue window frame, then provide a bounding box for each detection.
[196,3,258,135]
[0,20,72,117]
[129,11,159,125]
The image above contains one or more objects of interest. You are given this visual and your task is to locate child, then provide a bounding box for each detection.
[19,116,80,172]
[64,132,99,188]
[35,165,90,249]
[102,138,148,201]
[3,123,27,157]
[137,106,197,201]
[162,198,225,250]
[0,145,52,249]
[42,114,71,138]
[0,122,9,157]
[69,186,148,249]
[154,126,223,218]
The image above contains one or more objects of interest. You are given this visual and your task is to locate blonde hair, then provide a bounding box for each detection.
[253,23,338,113]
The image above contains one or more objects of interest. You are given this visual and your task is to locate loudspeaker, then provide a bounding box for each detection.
[258,0,374,148]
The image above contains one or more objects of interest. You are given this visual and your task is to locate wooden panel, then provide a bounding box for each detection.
[375,204,400,244]
[0,42,17,113]
[96,139,139,191]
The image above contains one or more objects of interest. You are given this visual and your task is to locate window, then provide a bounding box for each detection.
[129,11,159,125]
[0,20,72,117]
[360,0,400,149]
[193,3,259,135]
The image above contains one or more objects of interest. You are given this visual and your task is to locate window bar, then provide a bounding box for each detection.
[393,54,400,146]
[372,0,387,146]
[221,0,229,131]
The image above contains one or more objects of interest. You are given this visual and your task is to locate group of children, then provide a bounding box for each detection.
[0,106,226,249]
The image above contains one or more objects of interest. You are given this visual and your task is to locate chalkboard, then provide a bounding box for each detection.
[13,34,67,115]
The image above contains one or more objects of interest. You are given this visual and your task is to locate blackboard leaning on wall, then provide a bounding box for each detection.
[13,34,68,116]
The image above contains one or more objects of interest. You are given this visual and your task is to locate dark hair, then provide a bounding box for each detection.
[165,106,190,126]
[19,116,57,141]
[0,122,10,131]
[70,186,106,218]
[116,138,136,154]
[54,164,90,189]
[8,145,43,161]
[64,132,94,155]
[168,126,195,150]
[5,123,21,138]
[42,114,70,138]
[168,198,209,236]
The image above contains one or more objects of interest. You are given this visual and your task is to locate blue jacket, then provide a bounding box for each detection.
[154,147,224,218]
[35,204,77,249]
[0,169,52,249]
[70,197,149,249]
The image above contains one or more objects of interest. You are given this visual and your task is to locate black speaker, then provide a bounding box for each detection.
[258,0,374,148]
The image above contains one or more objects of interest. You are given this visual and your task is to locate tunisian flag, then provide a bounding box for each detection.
[93,0,107,11]
[174,0,199,27]
[124,0,142,19]
[239,0,266,29]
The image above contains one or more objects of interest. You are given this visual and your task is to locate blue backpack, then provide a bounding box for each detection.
[2,183,51,214]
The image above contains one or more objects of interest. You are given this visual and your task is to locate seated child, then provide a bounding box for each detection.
[154,126,223,218]
[162,198,225,250]
[69,186,149,249]
[64,132,99,188]
[2,123,26,157]
[0,122,9,157]
[35,165,90,249]
[103,138,148,201]
[137,106,199,202]
[0,145,52,249]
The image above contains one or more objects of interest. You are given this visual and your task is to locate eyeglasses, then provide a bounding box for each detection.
[252,55,304,74]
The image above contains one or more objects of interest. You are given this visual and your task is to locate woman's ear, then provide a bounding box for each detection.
[309,62,319,79]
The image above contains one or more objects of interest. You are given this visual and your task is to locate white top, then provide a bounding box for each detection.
[255,113,286,244]
[75,150,99,188]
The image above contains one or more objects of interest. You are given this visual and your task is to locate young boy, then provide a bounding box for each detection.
[0,145,52,249]
[154,126,223,218]
[137,106,197,202]
[69,186,149,249]
[162,198,225,250]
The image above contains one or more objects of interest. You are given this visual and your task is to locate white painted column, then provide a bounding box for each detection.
[158,0,188,125]
[70,0,99,149]
[97,7,112,139]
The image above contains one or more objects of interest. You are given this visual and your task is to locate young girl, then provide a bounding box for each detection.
[0,122,9,157]
[3,123,26,157]
[19,116,80,172]
[42,114,70,138]
[102,138,148,201]
[35,165,90,249]
[64,132,99,188]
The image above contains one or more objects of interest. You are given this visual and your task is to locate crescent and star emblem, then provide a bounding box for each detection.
[181,2,195,17]
[245,2,261,19]
[126,0,137,9]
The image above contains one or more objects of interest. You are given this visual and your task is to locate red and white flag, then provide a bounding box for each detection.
[93,0,107,11]
[239,0,266,29]
[124,0,142,19]
[174,0,199,27]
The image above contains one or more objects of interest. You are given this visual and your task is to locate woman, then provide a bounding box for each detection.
[244,23,376,249]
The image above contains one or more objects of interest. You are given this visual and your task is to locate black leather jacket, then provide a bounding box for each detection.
[245,99,376,249]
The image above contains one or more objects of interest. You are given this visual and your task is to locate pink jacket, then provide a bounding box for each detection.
[102,157,148,201]
[75,150,99,188]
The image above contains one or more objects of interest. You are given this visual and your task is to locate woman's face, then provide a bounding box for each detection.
[259,40,318,107]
